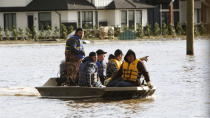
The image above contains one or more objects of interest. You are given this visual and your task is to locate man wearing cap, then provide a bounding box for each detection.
[96,49,107,85]
[63,28,85,85]
[78,52,104,87]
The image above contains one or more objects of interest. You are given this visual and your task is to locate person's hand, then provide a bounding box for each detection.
[147,81,153,89]
[139,56,149,62]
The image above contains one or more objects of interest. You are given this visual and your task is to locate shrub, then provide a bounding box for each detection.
[53,26,60,39]
[194,25,200,36]
[114,27,121,37]
[200,23,207,35]
[32,26,38,41]
[162,23,168,35]
[25,28,32,40]
[67,25,74,35]
[45,25,52,39]
[144,24,151,36]
[61,24,67,39]
[5,29,10,40]
[12,27,18,40]
[168,25,176,35]
[0,27,3,40]
[153,23,161,36]
[136,24,144,38]
[108,27,114,39]
[175,23,184,35]
[18,28,24,40]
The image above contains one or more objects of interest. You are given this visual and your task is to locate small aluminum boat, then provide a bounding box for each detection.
[36,78,156,100]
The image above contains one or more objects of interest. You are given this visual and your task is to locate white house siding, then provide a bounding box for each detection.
[16,12,27,29]
[51,12,60,29]
[0,13,4,29]
[179,1,201,24]
[142,9,148,27]
[67,11,78,23]
[114,10,121,26]
[98,10,109,24]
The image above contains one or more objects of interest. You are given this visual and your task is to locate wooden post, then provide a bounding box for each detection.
[169,1,174,26]
[186,0,194,55]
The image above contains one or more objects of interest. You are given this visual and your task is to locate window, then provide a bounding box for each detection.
[162,12,169,24]
[82,11,93,29]
[121,10,127,27]
[95,11,98,28]
[128,10,135,29]
[174,11,179,25]
[195,9,201,24]
[78,12,81,27]
[136,10,142,26]
[4,13,16,30]
[38,12,51,30]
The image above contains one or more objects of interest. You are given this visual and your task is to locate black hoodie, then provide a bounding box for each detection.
[112,49,150,83]
[124,49,136,63]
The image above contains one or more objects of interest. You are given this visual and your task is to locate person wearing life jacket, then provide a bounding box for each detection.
[106,49,123,78]
[63,28,85,85]
[78,52,104,87]
[111,49,153,88]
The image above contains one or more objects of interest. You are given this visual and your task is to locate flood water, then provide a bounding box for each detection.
[0,39,209,118]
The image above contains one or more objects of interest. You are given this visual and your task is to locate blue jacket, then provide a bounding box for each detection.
[96,61,107,80]
[66,35,85,58]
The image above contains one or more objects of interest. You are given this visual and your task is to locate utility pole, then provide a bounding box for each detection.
[186,0,194,55]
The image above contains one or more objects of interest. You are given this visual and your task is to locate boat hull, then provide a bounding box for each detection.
[36,78,156,99]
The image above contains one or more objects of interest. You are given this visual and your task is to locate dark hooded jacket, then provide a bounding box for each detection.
[112,49,150,83]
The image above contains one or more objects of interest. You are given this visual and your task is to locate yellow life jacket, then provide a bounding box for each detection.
[111,59,122,70]
[122,59,139,81]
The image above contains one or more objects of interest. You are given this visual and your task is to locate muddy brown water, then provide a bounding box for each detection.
[0,39,209,118]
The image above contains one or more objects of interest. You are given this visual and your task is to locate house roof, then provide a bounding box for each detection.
[106,0,155,9]
[0,0,154,12]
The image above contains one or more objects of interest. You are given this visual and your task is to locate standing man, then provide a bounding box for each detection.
[96,49,107,85]
[63,28,85,85]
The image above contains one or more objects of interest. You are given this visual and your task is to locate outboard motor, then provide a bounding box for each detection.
[56,61,68,86]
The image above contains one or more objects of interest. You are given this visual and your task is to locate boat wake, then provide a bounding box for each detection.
[0,87,40,96]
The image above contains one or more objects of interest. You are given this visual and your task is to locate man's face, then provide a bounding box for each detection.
[127,55,135,63]
[76,31,84,39]
[97,54,105,61]
[91,56,97,62]
[116,54,123,61]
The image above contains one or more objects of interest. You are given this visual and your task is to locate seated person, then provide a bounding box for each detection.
[78,52,105,87]
[106,49,123,78]
[109,49,153,88]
